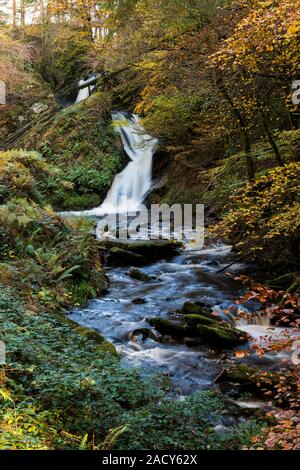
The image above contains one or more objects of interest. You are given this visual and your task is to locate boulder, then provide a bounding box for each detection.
[130,328,156,342]
[132,298,147,304]
[128,268,152,282]
[184,314,217,328]
[101,239,182,263]
[217,364,280,398]
[147,317,190,338]
[196,324,249,348]
[180,301,217,321]
[108,247,147,266]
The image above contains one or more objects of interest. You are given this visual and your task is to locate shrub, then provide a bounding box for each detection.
[214,162,300,270]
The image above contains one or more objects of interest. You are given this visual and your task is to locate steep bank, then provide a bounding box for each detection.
[13,92,127,211]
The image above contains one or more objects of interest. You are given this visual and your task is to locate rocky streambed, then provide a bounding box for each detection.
[69,239,293,400]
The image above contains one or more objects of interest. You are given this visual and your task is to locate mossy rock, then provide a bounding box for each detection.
[181,302,217,321]
[96,341,119,358]
[196,324,249,348]
[147,317,189,338]
[102,240,182,263]
[184,314,217,328]
[217,365,280,398]
[128,268,152,282]
[75,326,105,344]
[75,326,118,358]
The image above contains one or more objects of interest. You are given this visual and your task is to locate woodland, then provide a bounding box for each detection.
[0,0,299,451]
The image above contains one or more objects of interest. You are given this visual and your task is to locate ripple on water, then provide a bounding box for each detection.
[69,244,297,396]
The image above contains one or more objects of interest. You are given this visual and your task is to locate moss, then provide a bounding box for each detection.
[217,365,282,400]
[221,365,279,385]
[17,92,126,211]
[75,326,105,344]
[127,268,152,282]
[73,326,119,356]
[96,341,119,358]
[196,324,249,348]
[147,317,189,338]
[184,314,216,328]
[181,302,216,320]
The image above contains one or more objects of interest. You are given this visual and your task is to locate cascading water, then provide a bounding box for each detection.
[87,111,157,216]
[64,102,299,399]
[75,74,98,103]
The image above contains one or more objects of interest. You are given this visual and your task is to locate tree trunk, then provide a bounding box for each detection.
[260,111,284,166]
[216,76,255,183]
[12,0,17,30]
[20,0,25,26]
[20,0,25,38]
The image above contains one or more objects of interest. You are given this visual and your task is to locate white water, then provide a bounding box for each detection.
[75,75,98,103]
[63,103,299,395]
[90,111,157,216]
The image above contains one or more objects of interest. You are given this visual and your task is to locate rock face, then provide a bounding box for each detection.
[30,102,49,114]
[147,301,250,349]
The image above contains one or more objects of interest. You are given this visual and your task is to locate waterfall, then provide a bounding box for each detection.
[75,75,98,103]
[88,111,157,216]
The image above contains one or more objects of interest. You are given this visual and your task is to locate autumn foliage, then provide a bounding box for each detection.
[214,163,300,269]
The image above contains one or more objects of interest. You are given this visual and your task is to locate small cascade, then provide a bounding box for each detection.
[75,74,98,103]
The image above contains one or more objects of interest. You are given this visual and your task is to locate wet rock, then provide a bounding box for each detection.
[128,268,152,282]
[184,337,203,347]
[132,297,147,304]
[184,314,217,328]
[101,239,182,264]
[108,247,147,266]
[147,317,190,338]
[180,301,217,321]
[196,324,249,348]
[217,364,280,398]
[130,328,156,342]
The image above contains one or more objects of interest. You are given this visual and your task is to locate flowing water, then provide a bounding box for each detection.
[66,109,298,396]
[76,75,98,103]
[70,244,240,395]
[81,111,157,216]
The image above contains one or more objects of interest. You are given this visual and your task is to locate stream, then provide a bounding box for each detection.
[70,244,248,395]
[65,103,297,397]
